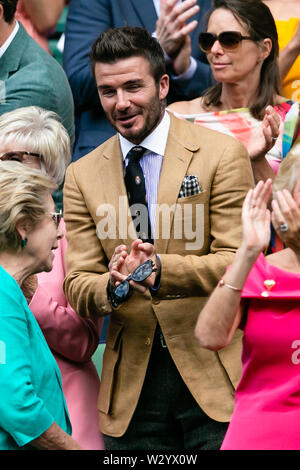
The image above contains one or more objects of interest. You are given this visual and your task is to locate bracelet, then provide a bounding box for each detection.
[218,278,242,292]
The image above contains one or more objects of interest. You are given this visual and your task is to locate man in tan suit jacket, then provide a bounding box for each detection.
[63,26,254,450]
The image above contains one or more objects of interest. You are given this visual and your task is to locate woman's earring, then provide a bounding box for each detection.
[21,237,28,248]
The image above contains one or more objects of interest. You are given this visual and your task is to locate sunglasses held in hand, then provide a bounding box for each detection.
[198,31,253,53]
[108,259,157,308]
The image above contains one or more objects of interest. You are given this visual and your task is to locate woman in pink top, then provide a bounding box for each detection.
[0,106,104,450]
[195,150,300,450]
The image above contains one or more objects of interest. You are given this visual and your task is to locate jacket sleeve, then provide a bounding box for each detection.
[167,59,212,102]
[0,291,54,447]
[63,0,112,112]
[63,163,113,319]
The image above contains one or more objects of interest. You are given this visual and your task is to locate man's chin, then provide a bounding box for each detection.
[116,125,144,143]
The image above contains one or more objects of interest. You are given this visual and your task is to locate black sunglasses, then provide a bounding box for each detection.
[113,259,157,303]
[198,31,253,53]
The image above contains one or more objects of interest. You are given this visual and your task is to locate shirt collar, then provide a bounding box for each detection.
[119,110,170,160]
[0,20,19,58]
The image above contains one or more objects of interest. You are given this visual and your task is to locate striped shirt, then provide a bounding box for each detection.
[119,111,170,237]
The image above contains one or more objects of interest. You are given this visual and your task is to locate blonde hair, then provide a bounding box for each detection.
[0,106,71,185]
[0,161,57,252]
[273,146,300,195]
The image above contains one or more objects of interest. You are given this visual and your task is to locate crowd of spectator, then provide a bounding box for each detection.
[0,0,300,451]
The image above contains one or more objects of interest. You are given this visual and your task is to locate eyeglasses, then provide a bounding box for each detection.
[198,31,253,53]
[112,259,157,304]
[0,151,43,165]
[48,209,62,228]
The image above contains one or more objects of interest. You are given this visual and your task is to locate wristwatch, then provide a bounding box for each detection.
[106,281,129,308]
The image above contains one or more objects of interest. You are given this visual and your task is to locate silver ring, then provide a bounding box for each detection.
[279,223,289,232]
[271,136,277,142]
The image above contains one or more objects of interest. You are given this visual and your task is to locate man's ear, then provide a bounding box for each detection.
[159,74,169,101]
[0,4,4,21]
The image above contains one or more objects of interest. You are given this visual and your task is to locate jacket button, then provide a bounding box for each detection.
[145,337,151,346]
[152,297,160,305]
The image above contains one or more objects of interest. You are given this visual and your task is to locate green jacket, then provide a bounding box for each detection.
[0,266,71,450]
[0,23,74,148]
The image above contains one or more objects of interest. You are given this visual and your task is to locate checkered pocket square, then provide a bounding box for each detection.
[178,175,202,198]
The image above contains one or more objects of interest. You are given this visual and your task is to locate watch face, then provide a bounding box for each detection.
[114,280,130,299]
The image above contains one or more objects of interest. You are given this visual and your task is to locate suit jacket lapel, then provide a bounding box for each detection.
[100,135,133,248]
[155,113,200,254]
[99,115,200,253]
[129,0,158,32]
[0,24,27,80]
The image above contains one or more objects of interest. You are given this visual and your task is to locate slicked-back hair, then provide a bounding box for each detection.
[90,26,166,86]
[202,0,280,120]
[0,0,18,24]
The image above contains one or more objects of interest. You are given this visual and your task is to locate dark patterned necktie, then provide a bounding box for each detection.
[124,146,153,243]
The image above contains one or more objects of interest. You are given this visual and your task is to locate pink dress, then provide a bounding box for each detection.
[29,220,104,450]
[222,253,300,450]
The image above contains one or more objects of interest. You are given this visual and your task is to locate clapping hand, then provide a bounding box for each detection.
[110,239,158,293]
[272,189,300,253]
[108,244,128,287]
[241,179,273,255]
[156,0,199,74]
[247,106,281,161]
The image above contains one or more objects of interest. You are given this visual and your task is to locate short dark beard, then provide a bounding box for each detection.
[129,99,165,145]
[108,87,166,144]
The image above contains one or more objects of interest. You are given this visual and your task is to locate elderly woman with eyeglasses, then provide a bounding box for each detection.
[168,0,300,193]
[0,106,104,450]
[0,162,82,449]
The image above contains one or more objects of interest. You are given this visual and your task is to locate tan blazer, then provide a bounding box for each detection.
[63,112,254,437]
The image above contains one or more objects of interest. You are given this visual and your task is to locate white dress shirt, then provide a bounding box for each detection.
[0,20,19,58]
[119,111,171,237]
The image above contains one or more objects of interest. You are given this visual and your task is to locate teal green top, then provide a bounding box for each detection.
[0,265,71,450]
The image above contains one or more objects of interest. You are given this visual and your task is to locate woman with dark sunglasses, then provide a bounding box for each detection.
[0,106,104,450]
[169,0,300,194]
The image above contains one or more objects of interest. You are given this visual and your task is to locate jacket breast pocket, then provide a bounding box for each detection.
[172,190,210,252]
[98,321,123,415]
